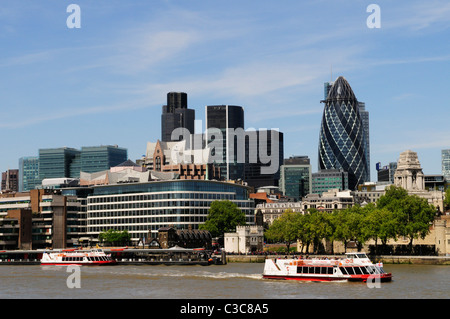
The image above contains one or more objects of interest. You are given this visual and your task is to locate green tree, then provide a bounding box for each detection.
[331,206,367,252]
[265,209,299,254]
[362,204,397,254]
[199,200,246,238]
[377,185,436,253]
[99,229,131,246]
[305,209,334,254]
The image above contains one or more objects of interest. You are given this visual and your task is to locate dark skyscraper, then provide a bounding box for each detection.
[205,105,245,180]
[318,76,370,190]
[161,92,195,142]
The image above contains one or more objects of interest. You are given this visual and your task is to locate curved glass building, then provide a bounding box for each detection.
[66,180,255,243]
[318,76,369,190]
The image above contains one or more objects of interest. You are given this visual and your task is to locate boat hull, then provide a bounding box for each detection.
[41,261,117,266]
[263,273,392,283]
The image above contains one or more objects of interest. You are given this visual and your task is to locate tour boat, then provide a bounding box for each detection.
[263,252,392,282]
[40,249,116,266]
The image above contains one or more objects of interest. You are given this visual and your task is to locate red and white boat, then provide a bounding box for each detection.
[263,252,392,282]
[41,249,116,266]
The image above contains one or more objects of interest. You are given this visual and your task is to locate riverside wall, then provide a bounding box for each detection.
[226,255,450,265]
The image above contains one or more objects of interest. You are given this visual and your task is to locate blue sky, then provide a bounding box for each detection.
[0,0,449,182]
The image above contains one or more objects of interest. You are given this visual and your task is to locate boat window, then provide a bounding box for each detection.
[356,253,367,259]
[346,267,355,275]
[354,267,363,275]
[339,267,348,275]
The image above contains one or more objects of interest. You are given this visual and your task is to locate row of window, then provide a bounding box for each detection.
[297,266,377,275]
[88,192,237,203]
[87,216,205,226]
[88,208,210,218]
[88,199,253,211]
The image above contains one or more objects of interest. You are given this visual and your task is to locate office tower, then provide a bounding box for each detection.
[19,156,40,192]
[358,102,370,180]
[39,147,81,180]
[244,130,284,188]
[161,92,195,142]
[205,105,245,180]
[279,156,312,200]
[1,169,19,192]
[312,169,349,194]
[38,145,128,181]
[318,76,370,190]
[80,145,128,173]
[442,149,450,181]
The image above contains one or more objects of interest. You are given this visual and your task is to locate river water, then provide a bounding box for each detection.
[0,263,448,300]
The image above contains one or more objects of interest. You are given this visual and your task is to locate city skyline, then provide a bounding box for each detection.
[1,1,449,182]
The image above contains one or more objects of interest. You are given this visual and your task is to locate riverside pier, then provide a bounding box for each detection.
[0,248,226,266]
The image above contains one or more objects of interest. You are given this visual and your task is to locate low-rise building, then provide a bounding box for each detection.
[224,225,264,254]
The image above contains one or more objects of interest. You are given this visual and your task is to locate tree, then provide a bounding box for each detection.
[377,185,436,254]
[304,209,334,254]
[199,200,246,238]
[99,229,131,247]
[265,209,299,254]
[362,204,397,254]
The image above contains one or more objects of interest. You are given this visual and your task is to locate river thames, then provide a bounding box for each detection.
[0,263,448,299]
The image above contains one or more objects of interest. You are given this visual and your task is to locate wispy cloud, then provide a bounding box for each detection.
[384,0,450,31]
[0,98,150,129]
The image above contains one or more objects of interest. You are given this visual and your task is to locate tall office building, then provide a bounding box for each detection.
[19,156,40,192]
[39,147,81,180]
[161,92,195,142]
[38,145,127,181]
[442,149,450,181]
[279,156,312,200]
[358,102,370,180]
[80,145,128,173]
[244,130,284,188]
[205,105,245,181]
[318,76,370,190]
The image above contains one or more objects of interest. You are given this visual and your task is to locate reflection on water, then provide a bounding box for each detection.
[0,263,448,299]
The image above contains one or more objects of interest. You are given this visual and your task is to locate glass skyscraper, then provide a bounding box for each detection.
[205,105,245,181]
[19,156,40,192]
[442,149,450,181]
[38,145,127,181]
[318,76,370,190]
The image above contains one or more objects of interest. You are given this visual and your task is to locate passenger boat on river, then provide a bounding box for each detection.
[263,252,392,282]
[41,249,116,266]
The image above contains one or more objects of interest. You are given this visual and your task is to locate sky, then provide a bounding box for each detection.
[0,0,449,182]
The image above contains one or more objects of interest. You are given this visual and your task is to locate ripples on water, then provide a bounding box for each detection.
[0,263,448,299]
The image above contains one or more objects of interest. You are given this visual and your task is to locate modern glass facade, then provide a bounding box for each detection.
[206,105,245,180]
[38,145,127,181]
[68,180,255,243]
[312,169,349,194]
[318,76,369,190]
[280,165,311,200]
[442,149,450,181]
[80,146,128,173]
[18,156,40,192]
[244,130,284,188]
[39,147,81,180]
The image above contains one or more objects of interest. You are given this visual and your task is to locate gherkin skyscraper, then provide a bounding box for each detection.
[318,76,369,190]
